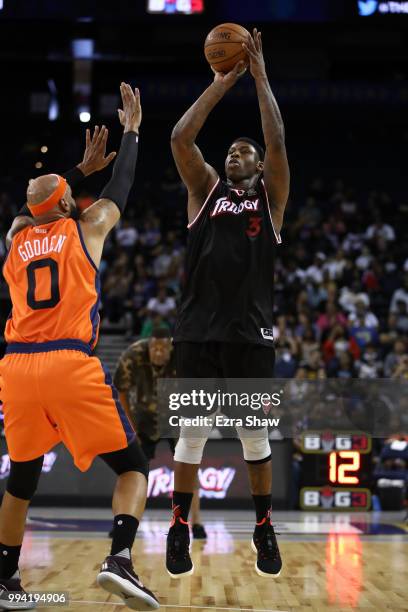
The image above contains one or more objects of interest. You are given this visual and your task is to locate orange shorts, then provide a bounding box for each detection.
[0,340,135,471]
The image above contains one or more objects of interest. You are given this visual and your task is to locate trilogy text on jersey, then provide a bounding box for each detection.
[210,196,260,218]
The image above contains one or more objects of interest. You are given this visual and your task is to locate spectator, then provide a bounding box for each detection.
[146,287,176,321]
[304,348,323,379]
[356,344,383,379]
[322,324,360,363]
[348,299,379,328]
[384,339,407,377]
[389,274,408,314]
[297,325,320,363]
[140,313,171,339]
[392,355,408,380]
[394,300,408,335]
[349,316,379,350]
[339,281,370,314]
[296,196,322,232]
[116,218,139,252]
[316,302,347,335]
[151,245,171,278]
[365,218,396,243]
[305,253,326,284]
[274,343,298,378]
[103,252,133,323]
[327,351,356,379]
[139,216,162,255]
[306,280,327,310]
[324,249,347,280]
[355,246,372,271]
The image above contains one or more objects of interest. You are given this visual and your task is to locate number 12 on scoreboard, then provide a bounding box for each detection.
[329,451,360,485]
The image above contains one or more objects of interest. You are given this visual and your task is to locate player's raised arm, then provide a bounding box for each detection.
[79,82,141,266]
[171,62,245,213]
[6,125,117,247]
[243,29,290,234]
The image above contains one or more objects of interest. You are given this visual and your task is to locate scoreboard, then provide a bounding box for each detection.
[300,432,372,511]
[147,0,204,14]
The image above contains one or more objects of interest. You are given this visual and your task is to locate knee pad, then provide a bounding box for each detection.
[174,436,208,464]
[6,456,44,501]
[236,427,271,463]
[99,439,149,480]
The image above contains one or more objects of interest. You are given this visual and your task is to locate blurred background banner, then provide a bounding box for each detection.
[0,439,292,508]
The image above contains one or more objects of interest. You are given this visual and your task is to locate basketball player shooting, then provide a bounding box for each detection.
[167,29,290,578]
[0,84,159,610]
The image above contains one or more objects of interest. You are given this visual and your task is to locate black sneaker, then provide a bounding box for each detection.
[97,555,159,610]
[251,512,282,577]
[0,572,36,609]
[192,523,207,540]
[166,515,194,578]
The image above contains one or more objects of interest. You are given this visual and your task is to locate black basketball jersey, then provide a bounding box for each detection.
[173,176,281,346]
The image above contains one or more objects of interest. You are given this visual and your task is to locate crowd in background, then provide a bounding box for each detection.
[0,164,408,384]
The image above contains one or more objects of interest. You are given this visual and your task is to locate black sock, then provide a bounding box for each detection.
[252,494,272,524]
[110,515,139,556]
[0,544,21,579]
[172,491,193,523]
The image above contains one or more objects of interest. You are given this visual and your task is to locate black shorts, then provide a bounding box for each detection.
[139,435,176,461]
[174,341,275,378]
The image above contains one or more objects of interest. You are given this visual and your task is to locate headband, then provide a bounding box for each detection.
[28,175,68,216]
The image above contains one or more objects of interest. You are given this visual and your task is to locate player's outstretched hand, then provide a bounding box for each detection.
[242,28,266,80]
[78,125,117,176]
[212,60,247,94]
[118,82,142,134]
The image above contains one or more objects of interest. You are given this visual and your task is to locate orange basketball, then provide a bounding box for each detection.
[204,23,250,74]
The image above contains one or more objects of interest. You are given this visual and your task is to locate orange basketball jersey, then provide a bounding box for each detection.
[3,218,100,348]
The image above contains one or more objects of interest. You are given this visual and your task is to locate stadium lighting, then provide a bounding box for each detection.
[79,110,91,123]
[48,79,59,121]
[71,39,94,59]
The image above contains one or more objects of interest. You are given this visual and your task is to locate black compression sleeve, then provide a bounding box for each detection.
[62,166,85,187]
[17,166,86,217]
[99,131,138,213]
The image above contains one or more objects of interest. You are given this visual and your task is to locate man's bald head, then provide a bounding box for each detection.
[26,174,76,221]
[27,174,65,205]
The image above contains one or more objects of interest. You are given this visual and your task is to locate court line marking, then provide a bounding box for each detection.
[70,601,286,612]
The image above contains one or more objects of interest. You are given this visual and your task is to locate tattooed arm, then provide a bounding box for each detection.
[171,61,245,223]
[243,29,289,234]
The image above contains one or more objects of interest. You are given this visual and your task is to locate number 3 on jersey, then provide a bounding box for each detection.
[26,258,60,310]
[246,216,262,238]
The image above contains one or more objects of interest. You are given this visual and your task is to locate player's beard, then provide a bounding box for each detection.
[70,204,81,220]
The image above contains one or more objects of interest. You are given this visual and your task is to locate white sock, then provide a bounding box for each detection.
[114,548,131,560]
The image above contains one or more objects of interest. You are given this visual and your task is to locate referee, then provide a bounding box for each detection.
[113,328,206,539]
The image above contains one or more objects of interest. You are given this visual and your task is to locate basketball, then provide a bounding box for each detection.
[204,23,250,74]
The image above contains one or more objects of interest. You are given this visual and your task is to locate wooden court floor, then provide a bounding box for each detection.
[19,532,408,611]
